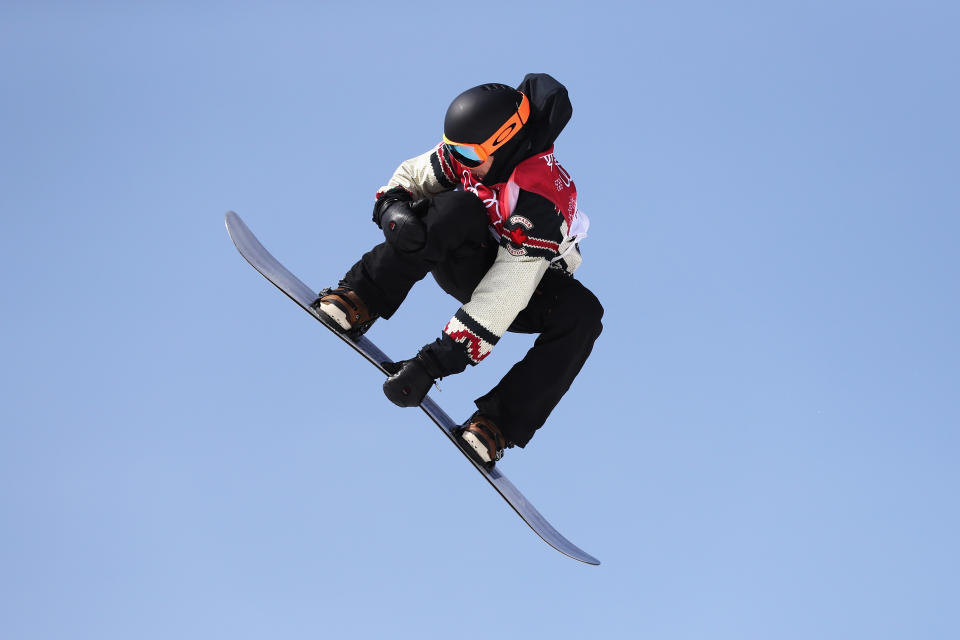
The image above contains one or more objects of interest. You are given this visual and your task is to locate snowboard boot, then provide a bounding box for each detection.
[457,413,509,466]
[312,286,378,337]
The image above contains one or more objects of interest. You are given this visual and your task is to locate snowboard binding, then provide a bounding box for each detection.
[312,286,379,339]
[457,413,510,467]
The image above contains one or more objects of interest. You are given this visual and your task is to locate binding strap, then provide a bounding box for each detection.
[464,416,506,461]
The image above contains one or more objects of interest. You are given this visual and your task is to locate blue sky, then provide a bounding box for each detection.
[2,2,958,638]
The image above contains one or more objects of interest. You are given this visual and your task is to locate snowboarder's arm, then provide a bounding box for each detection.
[378,144,459,200]
[381,248,549,407]
[444,190,565,364]
[381,192,562,406]
[444,249,549,364]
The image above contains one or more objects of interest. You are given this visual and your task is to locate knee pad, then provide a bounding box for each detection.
[381,205,427,252]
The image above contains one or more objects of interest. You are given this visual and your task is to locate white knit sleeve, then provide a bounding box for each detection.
[443,247,549,364]
[378,144,458,200]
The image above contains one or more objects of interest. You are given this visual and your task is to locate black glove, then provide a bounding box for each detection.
[382,335,471,407]
[373,187,430,252]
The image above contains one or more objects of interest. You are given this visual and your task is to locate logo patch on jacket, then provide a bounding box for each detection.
[503,215,533,256]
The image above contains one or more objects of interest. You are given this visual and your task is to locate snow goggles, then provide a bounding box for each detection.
[443,92,531,167]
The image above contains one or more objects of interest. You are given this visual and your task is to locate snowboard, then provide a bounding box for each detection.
[225,211,599,565]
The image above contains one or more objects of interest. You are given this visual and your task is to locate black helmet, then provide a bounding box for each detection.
[443,83,530,166]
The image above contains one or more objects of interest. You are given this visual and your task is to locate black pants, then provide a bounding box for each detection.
[343,190,603,447]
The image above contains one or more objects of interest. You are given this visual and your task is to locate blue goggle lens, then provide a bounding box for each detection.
[453,144,482,162]
[448,143,482,163]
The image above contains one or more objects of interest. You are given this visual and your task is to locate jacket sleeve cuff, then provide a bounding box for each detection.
[442,308,501,365]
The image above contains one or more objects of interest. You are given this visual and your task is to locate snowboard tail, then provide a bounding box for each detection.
[225,210,599,565]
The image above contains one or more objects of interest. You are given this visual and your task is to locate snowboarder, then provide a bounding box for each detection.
[314,74,603,466]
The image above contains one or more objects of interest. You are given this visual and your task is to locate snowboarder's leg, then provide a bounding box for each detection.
[474,271,603,447]
[426,194,496,304]
[332,191,490,320]
[338,242,428,320]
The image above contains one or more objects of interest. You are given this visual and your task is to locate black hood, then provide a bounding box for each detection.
[481,73,573,185]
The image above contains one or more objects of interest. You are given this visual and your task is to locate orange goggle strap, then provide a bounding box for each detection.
[443,92,531,163]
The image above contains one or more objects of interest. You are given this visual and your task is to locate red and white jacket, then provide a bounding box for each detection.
[378,144,589,364]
